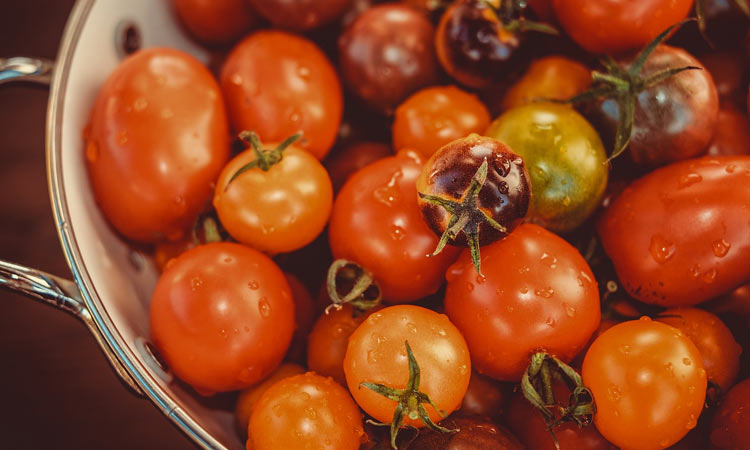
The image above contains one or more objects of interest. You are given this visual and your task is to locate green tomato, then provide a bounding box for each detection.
[485,102,608,233]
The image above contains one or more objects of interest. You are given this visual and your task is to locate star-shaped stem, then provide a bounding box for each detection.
[224,131,302,190]
[325,259,382,315]
[418,159,507,276]
[360,341,456,449]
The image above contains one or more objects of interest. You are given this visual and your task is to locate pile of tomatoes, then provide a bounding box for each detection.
[83,0,750,449]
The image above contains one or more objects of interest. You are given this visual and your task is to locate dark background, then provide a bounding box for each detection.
[0,1,191,448]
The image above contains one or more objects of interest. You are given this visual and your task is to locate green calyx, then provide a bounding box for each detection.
[418,159,506,277]
[563,20,701,162]
[325,259,382,315]
[481,0,559,36]
[361,341,456,449]
[521,353,596,450]
[224,131,302,190]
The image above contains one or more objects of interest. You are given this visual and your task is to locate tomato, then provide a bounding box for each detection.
[329,149,461,303]
[710,378,750,449]
[528,0,556,22]
[235,362,305,436]
[500,55,591,111]
[324,141,393,191]
[149,243,295,394]
[445,223,601,381]
[409,416,524,450]
[338,4,438,114]
[598,155,750,307]
[153,237,196,272]
[656,308,742,393]
[220,31,343,160]
[700,50,748,109]
[486,102,608,232]
[85,48,229,243]
[172,0,256,45]
[343,305,471,428]
[551,0,693,54]
[247,0,353,31]
[458,371,507,418]
[392,86,490,158]
[706,108,750,157]
[213,134,333,254]
[283,273,316,364]
[582,318,707,450]
[248,372,364,450]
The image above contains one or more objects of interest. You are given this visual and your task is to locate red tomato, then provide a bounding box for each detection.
[459,371,507,418]
[706,108,750,157]
[710,378,750,449]
[445,223,601,381]
[324,141,393,191]
[172,0,256,45]
[149,243,295,394]
[85,48,229,243]
[329,149,461,303]
[598,156,750,307]
[220,31,343,159]
[247,0,353,31]
[552,0,693,54]
[235,362,305,436]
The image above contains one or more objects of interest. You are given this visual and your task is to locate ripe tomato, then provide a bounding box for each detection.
[172,0,256,45]
[598,155,750,307]
[85,48,229,243]
[710,378,750,449]
[706,108,750,157]
[582,318,707,450]
[235,362,305,436]
[459,371,507,418]
[213,135,333,254]
[324,141,393,191]
[343,305,471,427]
[700,50,747,109]
[149,243,295,394]
[500,56,591,111]
[247,0,353,31]
[392,86,490,158]
[329,149,461,303]
[220,31,343,159]
[248,372,364,450]
[551,0,693,54]
[409,416,524,449]
[444,223,601,381]
[656,308,742,393]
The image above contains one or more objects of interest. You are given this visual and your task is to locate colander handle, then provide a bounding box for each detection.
[0,57,54,85]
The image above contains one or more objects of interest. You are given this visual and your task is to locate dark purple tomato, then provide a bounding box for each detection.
[247,0,353,31]
[409,416,524,450]
[706,108,750,156]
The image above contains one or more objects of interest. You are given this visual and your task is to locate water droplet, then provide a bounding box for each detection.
[437,328,447,336]
[305,407,317,419]
[116,130,128,145]
[682,357,692,366]
[466,282,474,292]
[297,65,311,79]
[540,253,557,268]
[520,287,529,294]
[726,164,737,173]
[607,385,621,402]
[702,268,717,284]
[261,224,276,235]
[562,196,571,207]
[665,362,674,375]
[406,322,417,334]
[173,196,186,214]
[619,345,631,354]
[258,297,271,317]
[219,329,227,339]
[518,265,530,274]
[85,142,99,162]
[535,287,554,298]
[545,316,556,327]
[649,234,675,264]
[160,108,174,119]
[368,313,383,324]
[367,349,378,363]
[373,170,403,206]
[238,366,257,383]
[712,239,731,257]
[300,392,311,401]
[190,277,203,291]
[579,271,593,284]
[689,264,701,278]
[577,277,584,287]
[133,97,148,112]
[230,73,243,85]
[248,281,259,290]
[223,257,233,264]
[390,225,405,240]
[678,173,702,188]
[685,414,697,429]
[272,404,283,417]
[564,303,576,317]
[640,316,652,322]
[459,364,468,375]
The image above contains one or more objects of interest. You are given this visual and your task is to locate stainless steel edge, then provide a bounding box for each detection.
[0,56,54,85]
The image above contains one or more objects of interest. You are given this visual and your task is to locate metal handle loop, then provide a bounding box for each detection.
[0,56,54,86]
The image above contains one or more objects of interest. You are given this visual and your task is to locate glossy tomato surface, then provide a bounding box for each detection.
[172,0,256,45]
[235,362,305,436]
[710,378,750,449]
[85,47,229,243]
[501,55,591,111]
[409,416,524,450]
[247,0,353,31]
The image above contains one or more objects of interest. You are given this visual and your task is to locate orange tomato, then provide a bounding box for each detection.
[501,55,590,111]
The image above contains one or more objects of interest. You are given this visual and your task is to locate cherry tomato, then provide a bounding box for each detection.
[700,50,748,109]
[656,307,742,393]
[172,0,256,45]
[153,237,196,272]
[409,416,524,449]
[324,141,393,191]
[220,30,343,159]
[150,243,295,394]
[392,86,491,158]
[598,155,750,307]
[85,48,229,243]
[459,371,507,418]
[213,136,333,254]
[248,372,364,450]
[445,223,601,381]
[284,273,316,364]
[329,149,461,303]
[247,0,353,31]
[710,378,750,449]
[343,305,471,427]
[582,318,707,450]
[551,0,693,54]
[486,102,608,232]
[706,108,750,157]
[235,362,305,436]
[500,55,591,111]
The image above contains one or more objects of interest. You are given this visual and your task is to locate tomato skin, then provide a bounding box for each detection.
[149,243,295,394]
[172,0,256,45]
[85,48,229,243]
[459,371,507,418]
[248,372,364,450]
[445,223,601,381]
[220,31,343,159]
[329,150,461,303]
[706,108,750,157]
[213,144,333,254]
[235,362,305,436]
[325,141,393,191]
[598,155,750,307]
[710,378,750,449]
[551,0,693,54]
[501,56,591,111]
[247,0,353,31]
[583,319,707,450]
[344,305,471,427]
[393,86,490,158]
[409,416,524,449]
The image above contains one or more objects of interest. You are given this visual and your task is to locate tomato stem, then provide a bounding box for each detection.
[325,259,382,315]
[224,131,302,190]
[481,0,558,35]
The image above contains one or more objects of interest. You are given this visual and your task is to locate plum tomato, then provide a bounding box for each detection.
[247,0,353,31]
[706,108,750,156]
[220,30,342,159]
[338,4,438,114]
[444,223,601,381]
[324,141,393,191]
[551,0,693,54]
[409,416,524,450]
[416,135,531,274]
[149,243,295,394]
[486,102,608,232]
[656,307,742,393]
[235,362,305,436]
[172,0,256,45]
[85,47,229,243]
[500,55,591,111]
[329,149,461,303]
[582,318,707,450]
[392,86,491,158]
[343,305,471,432]
[598,155,750,307]
[248,372,364,450]
[710,378,750,449]
[213,133,333,254]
